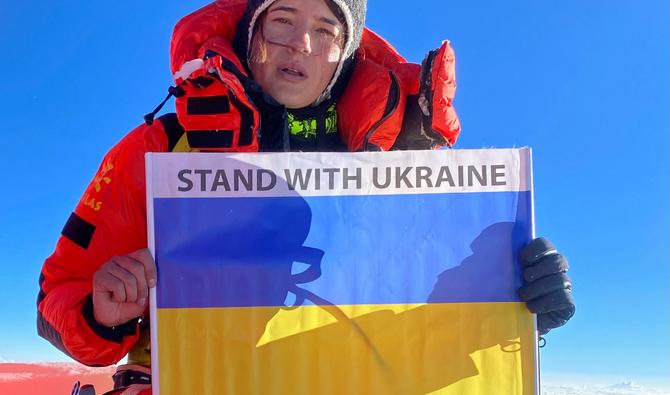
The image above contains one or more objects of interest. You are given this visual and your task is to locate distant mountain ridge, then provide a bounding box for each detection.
[0,362,115,394]
[2,363,668,395]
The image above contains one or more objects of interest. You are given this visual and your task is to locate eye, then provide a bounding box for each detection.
[272,17,292,25]
[316,27,336,38]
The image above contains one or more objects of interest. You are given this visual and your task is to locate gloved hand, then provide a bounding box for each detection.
[519,237,576,335]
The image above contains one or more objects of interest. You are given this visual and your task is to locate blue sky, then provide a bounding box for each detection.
[0,0,667,387]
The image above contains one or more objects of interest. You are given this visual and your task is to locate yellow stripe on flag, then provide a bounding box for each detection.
[157,302,535,395]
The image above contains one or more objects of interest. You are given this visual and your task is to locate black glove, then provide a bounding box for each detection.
[519,237,576,335]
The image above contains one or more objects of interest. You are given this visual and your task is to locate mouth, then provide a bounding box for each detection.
[281,67,304,77]
[278,64,308,80]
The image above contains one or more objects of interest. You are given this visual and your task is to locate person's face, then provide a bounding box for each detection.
[249,0,344,109]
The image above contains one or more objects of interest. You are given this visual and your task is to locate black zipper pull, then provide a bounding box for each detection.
[143,85,185,125]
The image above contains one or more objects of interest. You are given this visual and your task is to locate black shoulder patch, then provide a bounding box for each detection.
[62,212,96,249]
[187,130,235,149]
[187,95,231,115]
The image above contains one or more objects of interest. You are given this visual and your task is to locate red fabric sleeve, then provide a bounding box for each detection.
[358,29,421,96]
[356,29,461,148]
[338,59,408,151]
[37,123,169,366]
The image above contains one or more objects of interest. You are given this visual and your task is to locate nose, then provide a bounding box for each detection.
[286,28,313,55]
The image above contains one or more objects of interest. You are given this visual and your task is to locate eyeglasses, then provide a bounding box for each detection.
[260,16,344,58]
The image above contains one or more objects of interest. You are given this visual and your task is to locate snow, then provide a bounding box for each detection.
[543,381,670,395]
[1,362,668,394]
[174,58,205,81]
[0,362,115,394]
[0,373,33,382]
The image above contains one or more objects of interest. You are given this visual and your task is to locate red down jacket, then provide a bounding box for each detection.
[37,0,461,367]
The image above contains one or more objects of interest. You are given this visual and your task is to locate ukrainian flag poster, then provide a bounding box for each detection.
[146,149,538,394]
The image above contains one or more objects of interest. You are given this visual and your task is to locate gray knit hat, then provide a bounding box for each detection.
[233,0,367,104]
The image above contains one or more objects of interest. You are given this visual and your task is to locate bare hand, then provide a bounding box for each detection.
[92,249,157,327]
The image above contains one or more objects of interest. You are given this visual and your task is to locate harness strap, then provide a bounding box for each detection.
[112,365,152,390]
[157,113,187,152]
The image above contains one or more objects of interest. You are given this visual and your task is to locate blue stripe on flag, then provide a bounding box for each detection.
[154,192,531,308]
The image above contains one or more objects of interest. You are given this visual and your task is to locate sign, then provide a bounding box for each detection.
[146,149,538,394]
